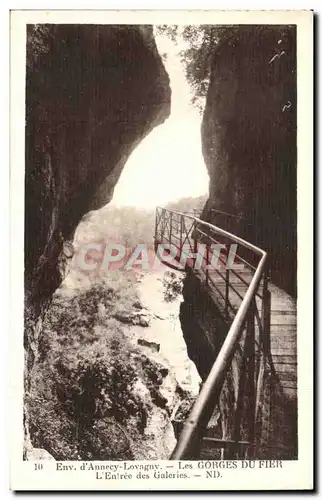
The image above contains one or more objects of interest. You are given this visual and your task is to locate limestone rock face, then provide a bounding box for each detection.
[201,26,296,295]
[177,27,297,460]
[25,24,171,314]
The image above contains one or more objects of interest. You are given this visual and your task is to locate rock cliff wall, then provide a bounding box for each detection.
[201,26,296,296]
[178,26,297,458]
[25,24,170,316]
[24,24,170,457]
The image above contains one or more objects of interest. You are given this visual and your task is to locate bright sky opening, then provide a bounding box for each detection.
[111,31,209,209]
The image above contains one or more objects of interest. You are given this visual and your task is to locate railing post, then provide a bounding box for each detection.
[169,210,173,244]
[261,271,268,323]
[233,343,245,459]
[225,269,230,318]
[160,208,165,240]
[261,271,271,357]
[193,220,198,269]
[206,244,209,286]
[180,215,183,266]
[246,301,256,457]
[232,301,256,460]
[255,271,271,442]
[193,220,198,254]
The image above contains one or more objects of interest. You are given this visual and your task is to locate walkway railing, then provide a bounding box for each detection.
[154,206,271,459]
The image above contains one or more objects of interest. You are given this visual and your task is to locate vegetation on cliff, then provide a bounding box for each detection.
[156,25,240,110]
[27,271,173,460]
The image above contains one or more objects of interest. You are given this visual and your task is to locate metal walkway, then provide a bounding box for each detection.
[154,207,297,460]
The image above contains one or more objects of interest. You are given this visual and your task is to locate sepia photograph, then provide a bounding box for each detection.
[10,9,313,491]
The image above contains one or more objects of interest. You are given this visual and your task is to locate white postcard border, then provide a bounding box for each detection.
[9,9,313,491]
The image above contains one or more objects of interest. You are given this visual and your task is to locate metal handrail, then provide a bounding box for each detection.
[155,207,268,459]
[156,207,265,257]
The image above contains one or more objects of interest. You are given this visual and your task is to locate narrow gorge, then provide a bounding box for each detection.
[24,24,297,460]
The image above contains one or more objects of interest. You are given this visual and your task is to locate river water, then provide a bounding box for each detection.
[130,266,201,397]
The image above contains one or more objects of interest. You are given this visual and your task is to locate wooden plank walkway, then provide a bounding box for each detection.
[268,282,297,401]
[161,228,298,402]
[155,208,298,459]
[196,267,297,402]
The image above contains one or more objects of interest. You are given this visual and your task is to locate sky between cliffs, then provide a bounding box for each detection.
[111,30,209,209]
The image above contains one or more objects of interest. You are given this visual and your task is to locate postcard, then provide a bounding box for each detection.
[10,9,313,491]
